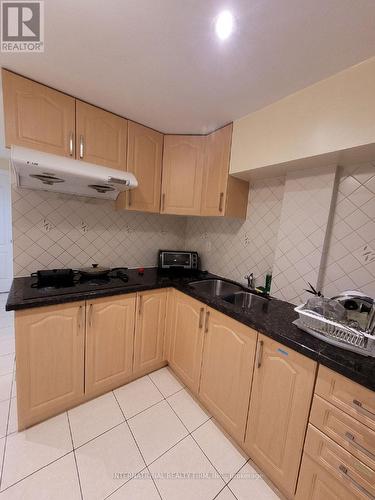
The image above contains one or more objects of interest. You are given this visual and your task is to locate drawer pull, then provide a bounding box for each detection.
[353,399,375,422]
[89,304,93,327]
[338,464,374,499]
[345,432,375,460]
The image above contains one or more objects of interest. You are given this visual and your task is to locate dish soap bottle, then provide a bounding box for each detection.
[265,271,272,295]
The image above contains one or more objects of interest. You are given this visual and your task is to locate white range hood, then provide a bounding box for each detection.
[10,146,138,200]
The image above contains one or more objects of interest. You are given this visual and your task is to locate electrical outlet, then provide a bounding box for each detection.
[206,240,212,252]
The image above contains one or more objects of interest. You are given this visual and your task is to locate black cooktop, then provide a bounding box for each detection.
[23,268,140,300]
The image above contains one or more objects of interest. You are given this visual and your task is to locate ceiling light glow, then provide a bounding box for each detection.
[215,10,234,40]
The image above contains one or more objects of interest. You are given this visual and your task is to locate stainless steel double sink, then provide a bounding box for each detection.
[188,279,269,308]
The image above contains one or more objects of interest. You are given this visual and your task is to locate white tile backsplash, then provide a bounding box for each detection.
[184,177,285,287]
[11,187,186,276]
[271,165,337,304]
[321,164,375,299]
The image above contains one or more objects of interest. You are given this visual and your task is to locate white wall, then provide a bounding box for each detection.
[230,57,375,176]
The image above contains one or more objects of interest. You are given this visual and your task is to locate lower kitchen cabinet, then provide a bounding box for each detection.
[15,301,85,430]
[199,309,257,442]
[168,291,205,393]
[133,289,167,376]
[296,425,375,500]
[85,294,136,396]
[244,334,317,498]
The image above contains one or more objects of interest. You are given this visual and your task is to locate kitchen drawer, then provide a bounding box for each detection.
[296,452,368,500]
[310,394,375,471]
[304,424,375,499]
[315,366,375,432]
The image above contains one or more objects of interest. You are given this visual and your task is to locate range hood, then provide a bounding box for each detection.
[10,146,138,200]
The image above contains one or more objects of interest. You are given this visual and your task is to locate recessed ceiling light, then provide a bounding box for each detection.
[215,10,234,40]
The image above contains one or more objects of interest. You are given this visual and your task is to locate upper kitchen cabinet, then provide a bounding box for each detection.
[116,121,163,213]
[2,69,75,157]
[76,100,127,170]
[161,135,205,216]
[201,124,249,218]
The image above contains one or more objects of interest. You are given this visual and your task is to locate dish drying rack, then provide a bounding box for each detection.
[294,304,375,358]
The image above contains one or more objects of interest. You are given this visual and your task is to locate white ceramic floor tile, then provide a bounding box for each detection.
[75,422,144,500]
[0,355,14,377]
[148,367,183,397]
[0,339,14,357]
[193,420,247,481]
[215,487,237,500]
[149,435,225,500]
[1,413,73,490]
[68,392,124,448]
[0,400,10,439]
[167,389,210,432]
[228,462,280,500]
[0,374,13,402]
[114,376,164,419]
[108,470,160,500]
[7,398,17,435]
[0,453,81,500]
[128,400,188,465]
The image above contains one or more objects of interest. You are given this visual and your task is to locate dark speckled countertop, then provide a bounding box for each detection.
[6,267,375,391]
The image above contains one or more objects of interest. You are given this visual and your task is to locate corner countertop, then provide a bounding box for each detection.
[6,267,375,392]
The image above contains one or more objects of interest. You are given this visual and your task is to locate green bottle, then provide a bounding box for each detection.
[265,272,272,295]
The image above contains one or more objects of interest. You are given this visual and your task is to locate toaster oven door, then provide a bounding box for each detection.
[162,252,192,269]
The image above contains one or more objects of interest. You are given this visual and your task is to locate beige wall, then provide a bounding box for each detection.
[230,57,375,176]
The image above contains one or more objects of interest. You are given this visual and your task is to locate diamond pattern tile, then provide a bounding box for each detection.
[11,187,187,276]
[321,164,375,298]
[184,177,285,287]
[271,166,337,304]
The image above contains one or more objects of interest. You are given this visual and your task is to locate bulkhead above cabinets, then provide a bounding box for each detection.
[2,69,249,218]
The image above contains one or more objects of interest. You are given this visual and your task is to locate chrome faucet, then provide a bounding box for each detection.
[245,272,254,289]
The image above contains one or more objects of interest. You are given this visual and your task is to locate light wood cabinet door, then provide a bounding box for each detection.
[169,291,205,393]
[85,294,136,396]
[244,334,317,497]
[117,121,163,213]
[133,289,167,375]
[76,100,127,170]
[2,69,75,156]
[161,135,205,215]
[15,302,85,430]
[200,124,232,216]
[199,309,257,442]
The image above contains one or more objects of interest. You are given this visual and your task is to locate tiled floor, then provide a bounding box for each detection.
[0,293,280,500]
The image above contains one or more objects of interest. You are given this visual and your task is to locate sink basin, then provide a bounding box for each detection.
[223,291,269,308]
[189,279,243,297]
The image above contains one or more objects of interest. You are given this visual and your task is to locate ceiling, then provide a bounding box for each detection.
[1,0,375,134]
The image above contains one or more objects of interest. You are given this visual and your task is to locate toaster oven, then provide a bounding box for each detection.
[158,250,199,270]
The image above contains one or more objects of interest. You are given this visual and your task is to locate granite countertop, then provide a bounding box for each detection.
[6,267,375,391]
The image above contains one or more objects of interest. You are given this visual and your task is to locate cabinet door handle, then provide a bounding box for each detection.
[204,311,210,333]
[338,464,373,499]
[69,132,74,156]
[89,303,93,327]
[139,295,143,315]
[257,340,264,368]
[219,192,224,212]
[128,190,132,207]
[77,305,83,332]
[345,432,375,460]
[79,135,84,159]
[352,400,375,422]
[161,193,165,212]
[199,308,204,329]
